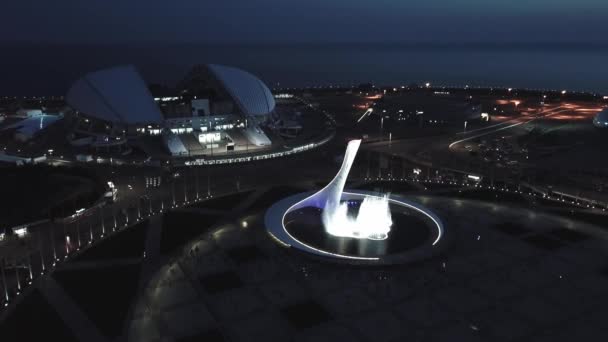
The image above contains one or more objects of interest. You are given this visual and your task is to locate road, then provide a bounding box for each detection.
[448,105,569,151]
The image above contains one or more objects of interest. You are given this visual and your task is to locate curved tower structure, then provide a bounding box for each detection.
[291,139,392,240]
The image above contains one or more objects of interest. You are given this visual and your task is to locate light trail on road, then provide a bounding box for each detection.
[448,107,569,150]
[455,105,565,136]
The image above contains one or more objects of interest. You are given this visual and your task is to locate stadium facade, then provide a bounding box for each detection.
[66,64,275,156]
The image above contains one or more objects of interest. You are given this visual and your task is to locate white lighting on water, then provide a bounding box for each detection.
[300,139,393,241]
[322,194,392,240]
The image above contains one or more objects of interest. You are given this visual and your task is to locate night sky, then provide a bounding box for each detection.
[3,0,608,44]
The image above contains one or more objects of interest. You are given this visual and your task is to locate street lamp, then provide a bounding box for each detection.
[137,198,142,219]
[172,182,176,206]
[39,237,45,272]
[50,225,57,261]
[76,220,81,249]
[113,208,118,230]
[1,260,8,302]
[100,207,105,235]
[27,255,33,282]
[207,164,211,197]
[15,261,21,292]
[184,174,188,203]
[195,168,200,200]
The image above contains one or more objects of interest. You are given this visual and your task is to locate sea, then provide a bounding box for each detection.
[2,43,608,95]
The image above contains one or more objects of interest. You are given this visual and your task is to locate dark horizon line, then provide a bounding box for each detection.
[3,40,608,49]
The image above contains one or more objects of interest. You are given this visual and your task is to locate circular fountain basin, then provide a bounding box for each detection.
[265,190,447,265]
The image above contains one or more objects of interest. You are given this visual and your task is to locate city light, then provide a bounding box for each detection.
[12,226,28,238]
[467,175,481,181]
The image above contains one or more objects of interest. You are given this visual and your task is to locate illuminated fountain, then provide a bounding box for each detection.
[319,140,392,240]
[265,139,445,263]
[323,193,392,240]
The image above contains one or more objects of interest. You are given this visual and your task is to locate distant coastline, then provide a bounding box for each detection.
[5,41,608,50]
[2,42,607,95]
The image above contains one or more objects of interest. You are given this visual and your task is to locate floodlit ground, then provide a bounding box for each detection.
[3,184,608,341]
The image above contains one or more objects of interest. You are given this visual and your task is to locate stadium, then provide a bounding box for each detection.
[65,64,289,158]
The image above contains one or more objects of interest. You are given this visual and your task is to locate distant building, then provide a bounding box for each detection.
[373,92,481,125]
[65,65,161,151]
[65,64,276,156]
[593,108,608,128]
[16,108,44,118]
[2,114,63,142]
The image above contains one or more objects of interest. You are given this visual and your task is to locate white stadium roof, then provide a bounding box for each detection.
[208,64,275,116]
[66,65,163,125]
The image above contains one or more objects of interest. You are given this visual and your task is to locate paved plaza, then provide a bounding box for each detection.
[2,184,608,341]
